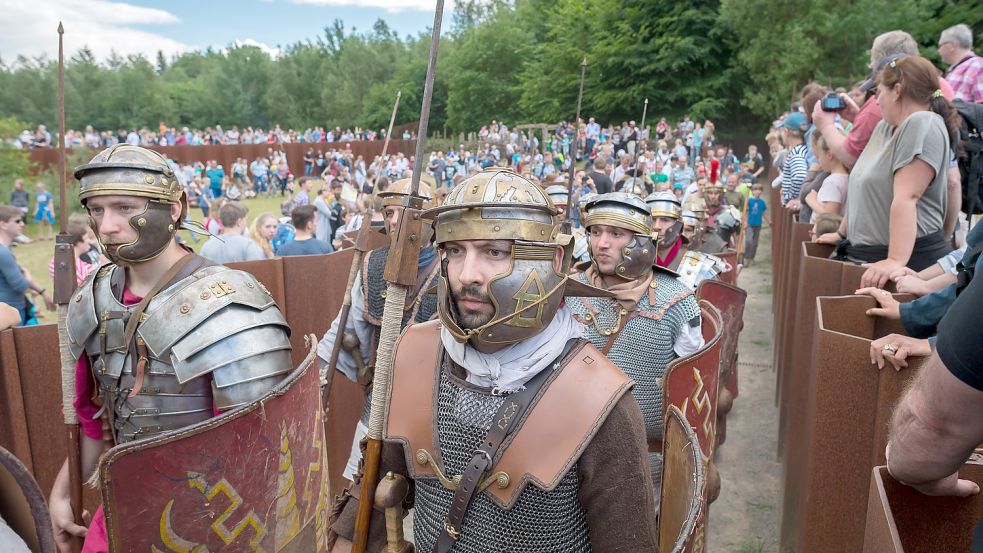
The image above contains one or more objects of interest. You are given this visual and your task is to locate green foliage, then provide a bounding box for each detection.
[0,116,33,201]
[0,1,980,140]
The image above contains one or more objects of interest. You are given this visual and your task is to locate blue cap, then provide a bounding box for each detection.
[782,112,808,133]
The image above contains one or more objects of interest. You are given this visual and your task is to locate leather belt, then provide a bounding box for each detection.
[433,339,580,553]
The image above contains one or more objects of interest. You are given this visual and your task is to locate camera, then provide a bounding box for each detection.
[821,92,846,112]
[581,175,589,184]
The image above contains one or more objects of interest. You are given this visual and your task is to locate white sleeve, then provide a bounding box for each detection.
[673,318,705,358]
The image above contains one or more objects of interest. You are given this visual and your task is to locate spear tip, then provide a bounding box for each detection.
[580,56,587,67]
[58,21,64,34]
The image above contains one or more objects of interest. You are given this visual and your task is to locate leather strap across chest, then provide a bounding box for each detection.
[434,341,575,553]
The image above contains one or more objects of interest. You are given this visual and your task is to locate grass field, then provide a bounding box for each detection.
[9,193,296,319]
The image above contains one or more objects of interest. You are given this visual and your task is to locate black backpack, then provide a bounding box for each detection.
[954,99,983,223]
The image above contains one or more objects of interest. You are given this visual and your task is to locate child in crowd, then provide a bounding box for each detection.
[744,184,769,265]
[805,131,848,220]
[34,182,55,240]
[812,212,843,240]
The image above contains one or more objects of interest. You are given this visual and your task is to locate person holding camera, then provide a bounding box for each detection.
[816,56,960,289]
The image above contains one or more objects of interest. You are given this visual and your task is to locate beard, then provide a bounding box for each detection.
[450,283,495,330]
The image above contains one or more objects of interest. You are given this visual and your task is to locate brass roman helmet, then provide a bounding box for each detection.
[583,192,658,280]
[423,167,605,350]
[378,177,437,241]
[74,145,190,264]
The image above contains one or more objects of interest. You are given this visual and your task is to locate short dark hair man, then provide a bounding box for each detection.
[278,205,333,257]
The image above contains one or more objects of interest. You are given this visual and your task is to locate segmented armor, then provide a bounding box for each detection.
[410,358,592,553]
[672,250,728,290]
[67,262,292,444]
[362,244,440,332]
[566,271,700,483]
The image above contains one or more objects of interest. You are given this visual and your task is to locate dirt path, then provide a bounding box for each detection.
[708,228,781,553]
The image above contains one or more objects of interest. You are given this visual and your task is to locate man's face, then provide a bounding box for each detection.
[85,195,150,256]
[706,190,722,206]
[727,175,739,190]
[444,239,513,329]
[0,214,26,240]
[652,216,677,238]
[589,224,634,275]
[384,205,404,235]
[682,223,696,241]
[937,38,957,64]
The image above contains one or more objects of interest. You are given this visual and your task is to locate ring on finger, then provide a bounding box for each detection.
[882,344,898,353]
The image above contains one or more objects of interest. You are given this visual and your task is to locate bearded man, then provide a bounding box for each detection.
[328,169,659,552]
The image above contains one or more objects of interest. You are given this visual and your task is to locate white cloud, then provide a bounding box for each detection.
[0,0,194,65]
[290,0,451,14]
[229,39,282,59]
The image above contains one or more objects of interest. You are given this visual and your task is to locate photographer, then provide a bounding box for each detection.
[817,56,960,288]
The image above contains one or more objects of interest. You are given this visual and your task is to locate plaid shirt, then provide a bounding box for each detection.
[946,53,983,103]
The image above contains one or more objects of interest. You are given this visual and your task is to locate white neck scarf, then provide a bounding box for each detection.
[440,305,584,394]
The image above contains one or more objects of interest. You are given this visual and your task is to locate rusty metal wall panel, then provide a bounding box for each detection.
[280,251,366,498]
[773,222,811,418]
[228,257,287,310]
[777,242,841,461]
[863,462,983,552]
[779,295,921,553]
[0,330,32,473]
[30,140,418,182]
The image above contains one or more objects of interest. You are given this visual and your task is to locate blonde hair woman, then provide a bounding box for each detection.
[249,212,278,258]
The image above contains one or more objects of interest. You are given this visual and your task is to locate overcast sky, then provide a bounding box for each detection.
[0,0,449,64]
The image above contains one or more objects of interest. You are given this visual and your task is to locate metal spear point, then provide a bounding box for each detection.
[54,21,85,553]
[566,56,588,223]
[352,2,443,551]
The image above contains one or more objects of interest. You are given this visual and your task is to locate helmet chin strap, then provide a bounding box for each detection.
[445,274,569,344]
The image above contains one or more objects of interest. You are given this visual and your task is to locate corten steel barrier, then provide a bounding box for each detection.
[776,242,841,462]
[773,220,811,417]
[779,295,924,553]
[771,208,797,377]
[864,460,983,552]
[0,445,56,552]
[0,325,102,515]
[659,405,706,553]
[29,139,418,181]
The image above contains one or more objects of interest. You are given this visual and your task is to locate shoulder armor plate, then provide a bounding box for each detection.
[138,267,280,358]
[66,263,110,359]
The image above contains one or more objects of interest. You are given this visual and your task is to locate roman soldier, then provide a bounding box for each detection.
[317,178,439,480]
[50,145,293,550]
[682,207,729,255]
[543,183,589,263]
[566,192,704,501]
[328,168,659,551]
[647,191,728,290]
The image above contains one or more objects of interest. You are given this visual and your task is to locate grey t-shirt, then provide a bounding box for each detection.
[199,234,266,264]
[847,111,948,247]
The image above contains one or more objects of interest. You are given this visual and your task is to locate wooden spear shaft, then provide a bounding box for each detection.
[54,22,84,553]
[323,90,401,407]
[352,2,443,552]
[566,56,587,223]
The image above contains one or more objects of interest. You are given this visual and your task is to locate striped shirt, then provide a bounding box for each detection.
[781,144,809,205]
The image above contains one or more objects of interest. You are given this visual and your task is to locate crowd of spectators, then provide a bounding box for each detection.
[770,24,983,499]
[12,123,416,150]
